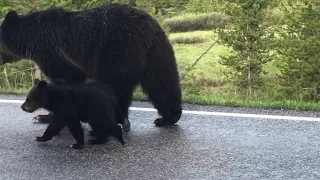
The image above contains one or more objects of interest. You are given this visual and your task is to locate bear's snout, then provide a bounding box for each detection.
[21,103,35,113]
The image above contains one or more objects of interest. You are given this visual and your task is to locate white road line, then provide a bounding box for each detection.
[1,99,320,122]
[0,99,25,104]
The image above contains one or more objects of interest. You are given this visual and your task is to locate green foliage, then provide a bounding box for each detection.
[0,61,34,90]
[136,0,189,16]
[169,30,217,44]
[274,1,320,101]
[186,0,228,13]
[170,36,206,44]
[217,0,274,98]
[163,12,231,32]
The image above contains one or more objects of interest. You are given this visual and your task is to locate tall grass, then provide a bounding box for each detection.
[163,12,232,32]
[169,30,217,44]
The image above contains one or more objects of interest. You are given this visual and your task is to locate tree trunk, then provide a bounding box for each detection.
[246,23,252,99]
[247,60,252,99]
[3,66,10,89]
[29,0,41,80]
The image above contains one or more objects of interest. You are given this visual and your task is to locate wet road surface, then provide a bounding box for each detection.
[0,95,320,180]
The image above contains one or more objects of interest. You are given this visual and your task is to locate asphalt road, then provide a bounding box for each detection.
[1,94,320,180]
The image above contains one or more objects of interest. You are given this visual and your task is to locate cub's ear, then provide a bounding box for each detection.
[54,79,64,86]
[33,78,40,85]
[3,11,20,26]
[38,81,47,88]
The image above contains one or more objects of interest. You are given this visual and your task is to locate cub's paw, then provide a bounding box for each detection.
[122,118,131,132]
[154,118,176,126]
[32,115,53,124]
[32,116,42,123]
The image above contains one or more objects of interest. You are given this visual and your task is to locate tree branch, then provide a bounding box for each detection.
[180,37,219,80]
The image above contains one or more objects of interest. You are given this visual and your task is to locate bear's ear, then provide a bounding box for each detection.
[38,81,47,88]
[33,78,40,85]
[3,11,20,26]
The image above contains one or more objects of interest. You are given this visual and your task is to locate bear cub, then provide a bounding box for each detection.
[21,79,125,149]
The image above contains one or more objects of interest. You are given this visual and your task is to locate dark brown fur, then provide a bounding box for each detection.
[21,79,125,149]
[0,4,182,129]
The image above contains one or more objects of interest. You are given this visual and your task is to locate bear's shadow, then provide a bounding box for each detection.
[35,123,186,151]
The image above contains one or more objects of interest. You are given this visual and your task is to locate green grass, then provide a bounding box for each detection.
[169,31,230,79]
[4,85,320,112]
[132,88,320,111]
[0,88,31,95]
[169,30,217,44]
[166,30,319,111]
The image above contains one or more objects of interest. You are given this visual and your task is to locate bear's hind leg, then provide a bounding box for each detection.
[108,124,125,146]
[142,39,183,126]
[88,121,109,145]
[141,74,182,126]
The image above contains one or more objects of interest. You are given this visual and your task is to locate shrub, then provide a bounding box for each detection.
[169,30,216,44]
[170,36,206,44]
[162,12,232,32]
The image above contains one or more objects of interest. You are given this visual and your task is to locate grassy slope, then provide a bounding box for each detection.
[139,30,320,111]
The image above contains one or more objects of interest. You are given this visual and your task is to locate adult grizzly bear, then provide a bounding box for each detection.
[0,3,182,129]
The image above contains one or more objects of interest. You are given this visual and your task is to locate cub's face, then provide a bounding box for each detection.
[21,79,48,113]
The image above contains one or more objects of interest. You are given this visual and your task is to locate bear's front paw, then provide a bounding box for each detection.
[154,118,176,126]
[32,115,53,124]
[70,143,84,149]
[36,136,51,142]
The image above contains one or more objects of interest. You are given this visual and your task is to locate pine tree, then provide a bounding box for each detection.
[275,0,320,101]
[217,0,274,98]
